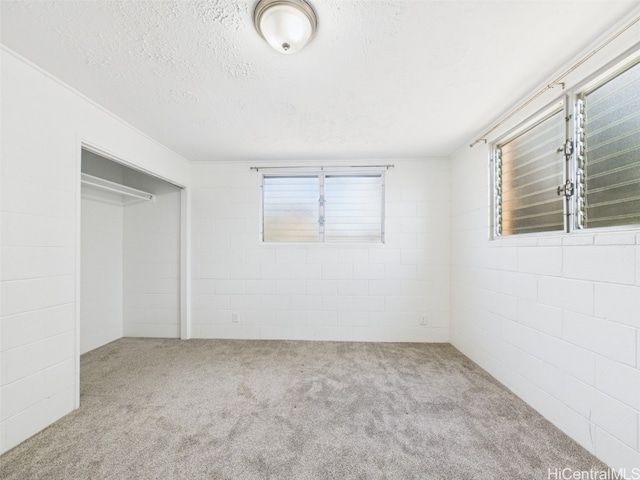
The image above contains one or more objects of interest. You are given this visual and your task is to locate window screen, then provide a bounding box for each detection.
[496,109,566,236]
[579,60,640,229]
[262,174,383,243]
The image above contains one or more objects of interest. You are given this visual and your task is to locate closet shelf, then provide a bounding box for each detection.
[81,173,155,204]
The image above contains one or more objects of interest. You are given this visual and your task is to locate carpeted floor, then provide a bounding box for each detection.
[1,338,607,479]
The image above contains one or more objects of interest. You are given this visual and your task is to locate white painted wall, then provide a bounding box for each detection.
[79,149,126,354]
[450,142,640,472]
[0,48,190,454]
[80,197,123,354]
[449,17,640,470]
[124,190,181,338]
[191,159,449,342]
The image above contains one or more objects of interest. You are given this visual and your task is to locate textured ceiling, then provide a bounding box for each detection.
[1,1,638,162]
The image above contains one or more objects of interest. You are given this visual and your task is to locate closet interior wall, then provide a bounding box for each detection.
[80,150,181,354]
[80,155,124,353]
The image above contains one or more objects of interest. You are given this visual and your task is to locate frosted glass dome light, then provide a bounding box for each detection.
[254,0,317,54]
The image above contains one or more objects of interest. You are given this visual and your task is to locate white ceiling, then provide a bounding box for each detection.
[1,1,638,163]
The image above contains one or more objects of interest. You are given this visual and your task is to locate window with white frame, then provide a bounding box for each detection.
[576,58,640,229]
[494,106,566,236]
[262,173,384,243]
[493,51,640,237]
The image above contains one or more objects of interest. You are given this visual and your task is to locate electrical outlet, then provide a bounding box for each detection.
[420,315,428,326]
[232,312,239,323]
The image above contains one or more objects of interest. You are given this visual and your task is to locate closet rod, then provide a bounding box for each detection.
[81,173,155,202]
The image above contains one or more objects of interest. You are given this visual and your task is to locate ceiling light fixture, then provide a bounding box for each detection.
[254,0,317,54]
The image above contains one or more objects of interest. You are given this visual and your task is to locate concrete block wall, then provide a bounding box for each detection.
[80,197,123,353]
[0,48,190,454]
[124,190,181,338]
[449,143,640,471]
[190,159,450,342]
[1,51,81,452]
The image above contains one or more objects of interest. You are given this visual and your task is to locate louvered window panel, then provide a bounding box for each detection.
[262,174,384,243]
[263,176,320,242]
[324,175,382,242]
[498,109,566,235]
[581,60,640,229]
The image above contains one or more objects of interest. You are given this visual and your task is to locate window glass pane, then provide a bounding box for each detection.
[499,109,565,235]
[263,176,319,242]
[582,60,640,228]
[325,175,382,242]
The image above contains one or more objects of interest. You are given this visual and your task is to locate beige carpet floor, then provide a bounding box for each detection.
[0,338,607,479]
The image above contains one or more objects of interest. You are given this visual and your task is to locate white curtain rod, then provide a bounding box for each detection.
[250,164,394,171]
[469,14,640,148]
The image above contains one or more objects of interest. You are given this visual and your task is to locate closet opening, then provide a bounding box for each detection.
[78,147,185,358]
